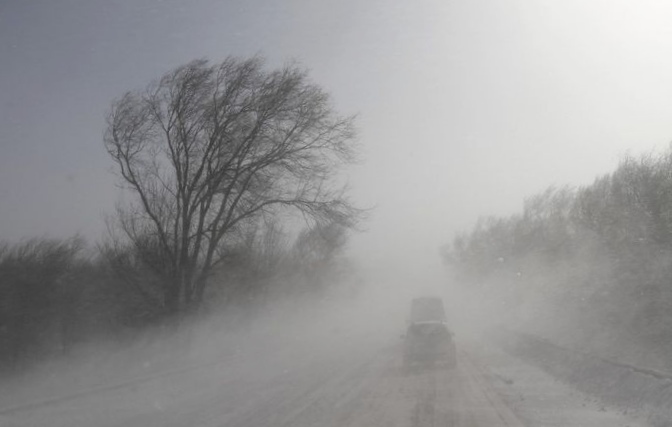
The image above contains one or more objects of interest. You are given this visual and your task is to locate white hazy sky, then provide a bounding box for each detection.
[2,0,672,281]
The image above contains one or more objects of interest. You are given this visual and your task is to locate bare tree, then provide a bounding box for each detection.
[104,56,360,315]
[292,221,350,291]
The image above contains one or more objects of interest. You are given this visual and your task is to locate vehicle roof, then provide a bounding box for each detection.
[408,320,448,326]
[410,297,447,322]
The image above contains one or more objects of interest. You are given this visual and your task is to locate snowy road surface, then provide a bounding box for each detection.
[0,328,646,427]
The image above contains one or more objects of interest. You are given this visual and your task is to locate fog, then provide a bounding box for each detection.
[0,282,430,419]
[4,0,672,263]
[3,0,672,425]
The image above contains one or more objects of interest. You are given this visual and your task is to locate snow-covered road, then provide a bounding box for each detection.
[1,324,647,427]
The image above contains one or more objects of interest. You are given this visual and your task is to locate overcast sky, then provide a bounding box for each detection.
[3,0,672,281]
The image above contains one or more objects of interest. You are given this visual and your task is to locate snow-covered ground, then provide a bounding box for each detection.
[0,300,654,427]
[465,337,649,427]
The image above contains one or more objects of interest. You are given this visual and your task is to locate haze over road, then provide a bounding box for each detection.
[0,297,643,427]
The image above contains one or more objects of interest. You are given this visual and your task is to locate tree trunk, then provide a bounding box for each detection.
[165,277,181,316]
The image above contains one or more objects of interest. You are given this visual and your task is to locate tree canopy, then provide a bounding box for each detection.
[104,56,360,314]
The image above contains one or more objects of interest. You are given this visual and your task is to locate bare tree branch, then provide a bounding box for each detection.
[104,56,362,314]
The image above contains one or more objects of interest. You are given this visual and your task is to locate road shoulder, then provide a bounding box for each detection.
[462,337,650,427]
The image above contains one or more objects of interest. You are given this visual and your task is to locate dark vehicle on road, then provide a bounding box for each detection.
[403,297,456,368]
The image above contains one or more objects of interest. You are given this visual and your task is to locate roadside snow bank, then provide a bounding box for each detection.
[492,330,672,426]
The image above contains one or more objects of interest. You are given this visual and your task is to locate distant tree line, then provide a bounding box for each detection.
[0,55,361,372]
[442,148,672,369]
